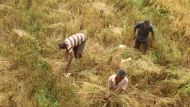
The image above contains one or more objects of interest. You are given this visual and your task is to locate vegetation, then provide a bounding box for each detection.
[0,0,190,107]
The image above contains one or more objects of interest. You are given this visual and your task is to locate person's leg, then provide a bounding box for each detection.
[77,41,86,58]
[78,54,82,58]
[135,39,141,49]
[73,46,78,58]
[143,41,148,54]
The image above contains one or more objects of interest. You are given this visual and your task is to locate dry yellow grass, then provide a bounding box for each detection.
[151,0,190,44]
[0,0,190,107]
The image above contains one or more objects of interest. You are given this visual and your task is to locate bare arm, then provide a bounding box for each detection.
[104,85,115,101]
[115,87,123,92]
[152,31,155,41]
[105,87,126,101]
[150,31,155,47]
[65,51,74,72]
[134,27,137,40]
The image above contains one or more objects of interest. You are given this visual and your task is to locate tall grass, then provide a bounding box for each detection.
[150,0,190,55]
[0,0,190,107]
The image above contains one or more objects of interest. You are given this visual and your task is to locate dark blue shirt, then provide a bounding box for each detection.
[135,22,154,41]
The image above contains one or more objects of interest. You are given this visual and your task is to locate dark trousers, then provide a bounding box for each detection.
[135,39,148,51]
[73,41,86,58]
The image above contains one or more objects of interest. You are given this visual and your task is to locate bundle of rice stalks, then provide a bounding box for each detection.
[130,69,177,87]
[97,28,122,48]
[108,94,131,107]
[79,82,131,107]
[78,82,107,107]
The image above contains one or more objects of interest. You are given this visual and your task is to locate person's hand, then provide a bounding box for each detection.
[150,39,155,48]
[150,42,154,48]
[104,93,112,102]
[152,38,156,43]
[64,66,69,73]
[104,95,110,102]
[133,36,136,40]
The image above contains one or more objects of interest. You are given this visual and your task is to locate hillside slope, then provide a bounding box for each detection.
[0,0,190,107]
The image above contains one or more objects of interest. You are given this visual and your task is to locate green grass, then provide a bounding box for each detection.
[0,0,190,107]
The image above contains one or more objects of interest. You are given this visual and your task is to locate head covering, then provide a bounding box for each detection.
[117,69,126,78]
[58,42,66,49]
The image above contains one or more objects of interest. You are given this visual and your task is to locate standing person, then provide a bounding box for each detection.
[104,69,128,102]
[134,20,155,54]
[58,32,86,72]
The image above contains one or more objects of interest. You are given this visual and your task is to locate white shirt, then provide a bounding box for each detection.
[108,74,128,91]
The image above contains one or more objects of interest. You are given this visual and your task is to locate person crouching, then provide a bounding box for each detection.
[58,32,86,72]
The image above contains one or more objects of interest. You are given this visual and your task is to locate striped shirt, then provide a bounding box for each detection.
[64,33,86,53]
